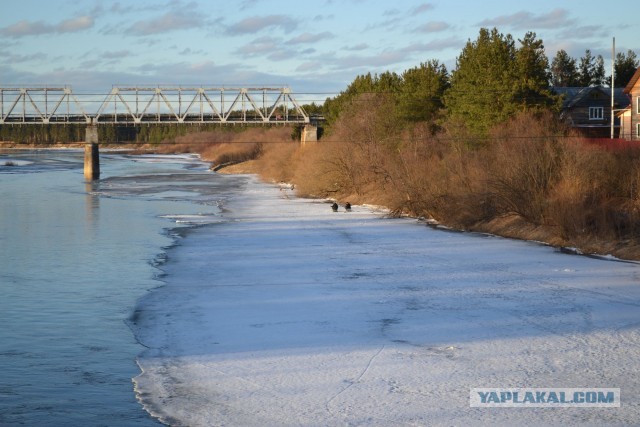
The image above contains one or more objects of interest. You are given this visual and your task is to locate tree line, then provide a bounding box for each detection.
[322,28,638,138]
[0,122,288,145]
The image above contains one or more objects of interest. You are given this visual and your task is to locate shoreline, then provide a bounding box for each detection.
[213,158,640,262]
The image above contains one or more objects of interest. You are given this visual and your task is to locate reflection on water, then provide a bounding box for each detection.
[85,181,101,232]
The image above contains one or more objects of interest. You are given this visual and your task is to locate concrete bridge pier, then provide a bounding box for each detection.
[84,125,100,180]
[301,125,317,145]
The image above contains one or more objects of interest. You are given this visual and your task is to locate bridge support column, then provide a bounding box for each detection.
[301,125,317,145]
[84,126,100,181]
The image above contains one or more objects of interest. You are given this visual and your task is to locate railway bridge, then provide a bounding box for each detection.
[0,85,319,179]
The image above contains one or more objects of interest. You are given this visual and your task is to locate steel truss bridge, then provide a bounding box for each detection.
[0,86,309,125]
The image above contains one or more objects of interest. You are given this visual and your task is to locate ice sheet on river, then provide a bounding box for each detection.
[132,177,640,426]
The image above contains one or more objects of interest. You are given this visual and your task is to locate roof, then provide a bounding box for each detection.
[624,67,640,94]
[552,86,630,109]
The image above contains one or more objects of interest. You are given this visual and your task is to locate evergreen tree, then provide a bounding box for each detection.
[514,32,556,110]
[577,49,595,86]
[551,50,579,87]
[613,50,639,87]
[445,28,517,136]
[445,28,557,137]
[398,60,449,124]
[576,49,605,86]
[592,54,606,86]
[324,72,401,128]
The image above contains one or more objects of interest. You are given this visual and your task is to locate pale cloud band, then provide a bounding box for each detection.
[1,16,94,38]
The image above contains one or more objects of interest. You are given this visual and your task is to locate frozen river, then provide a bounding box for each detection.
[132,176,640,426]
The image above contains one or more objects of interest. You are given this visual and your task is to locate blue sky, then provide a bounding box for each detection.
[0,0,637,103]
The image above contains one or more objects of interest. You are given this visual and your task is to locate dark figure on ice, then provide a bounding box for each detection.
[345,202,351,212]
[331,202,338,212]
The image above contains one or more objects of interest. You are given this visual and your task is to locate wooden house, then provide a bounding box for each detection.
[553,86,630,137]
[620,67,640,140]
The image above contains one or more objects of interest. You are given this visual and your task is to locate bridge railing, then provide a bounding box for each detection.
[0,86,309,125]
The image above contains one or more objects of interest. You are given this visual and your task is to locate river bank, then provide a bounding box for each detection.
[212,151,640,262]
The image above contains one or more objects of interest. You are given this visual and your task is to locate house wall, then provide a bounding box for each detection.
[560,88,621,138]
[571,89,610,124]
[620,110,632,140]
[632,89,640,140]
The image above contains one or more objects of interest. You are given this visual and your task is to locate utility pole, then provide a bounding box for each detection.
[611,37,615,139]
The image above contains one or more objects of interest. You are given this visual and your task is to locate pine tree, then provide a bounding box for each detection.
[577,49,595,86]
[514,32,556,110]
[592,55,606,86]
[613,50,639,87]
[551,50,579,87]
[398,60,449,124]
[445,28,557,137]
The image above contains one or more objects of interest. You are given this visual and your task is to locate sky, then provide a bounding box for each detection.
[0,0,637,104]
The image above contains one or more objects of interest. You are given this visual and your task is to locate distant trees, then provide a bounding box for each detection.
[323,72,400,126]
[551,48,638,88]
[551,49,605,87]
[323,63,448,133]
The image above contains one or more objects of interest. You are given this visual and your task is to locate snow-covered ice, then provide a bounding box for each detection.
[133,176,640,426]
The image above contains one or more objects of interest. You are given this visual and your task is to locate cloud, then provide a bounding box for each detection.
[126,11,206,35]
[477,8,574,30]
[556,25,606,41]
[239,0,260,11]
[58,16,94,33]
[412,3,435,15]
[330,50,408,70]
[103,50,132,59]
[0,16,94,38]
[0,50,47,63]
[344,43,369,51]
[226,15,297,35]
[236,36,282,57]
[287,32,334,45]
[415,21,450,33]
[178,47,206,56]
[296,61,323,73]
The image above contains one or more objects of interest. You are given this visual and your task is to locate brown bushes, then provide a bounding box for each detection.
[547,143,640,240]
[484,112,565,223]
[161,126,292,167]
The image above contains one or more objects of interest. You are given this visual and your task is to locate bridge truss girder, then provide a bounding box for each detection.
[0,87,91,124]
[0,86,309,125]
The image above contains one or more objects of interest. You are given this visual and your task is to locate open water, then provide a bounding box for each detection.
[0,149,246,426]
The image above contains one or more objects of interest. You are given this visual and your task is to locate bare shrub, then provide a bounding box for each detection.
[292,140,353,198]
[485,112,566,223]
[252,142,299,183]
[319,93,404,203]
[546,140,640,239]
[182,126,292,166]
